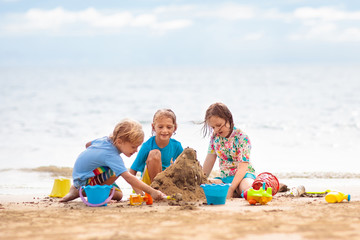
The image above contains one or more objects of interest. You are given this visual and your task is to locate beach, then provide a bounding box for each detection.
[1,189,360,240]
[1,65,360,239]
[1,167,360,239]
[2,1,360,238]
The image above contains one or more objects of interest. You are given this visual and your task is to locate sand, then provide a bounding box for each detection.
[151,147,208,202]
[1,192,360,240]
[1,148,359,239]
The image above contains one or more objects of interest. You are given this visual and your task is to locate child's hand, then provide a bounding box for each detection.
[226,191,234,199]
[227,187,235,199]
[133,188,143,195]
[151,189,166,200]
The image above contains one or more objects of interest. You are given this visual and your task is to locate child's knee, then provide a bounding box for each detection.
[112,191,123,201]
[147,149,161,162]
[209,178,223,184]
[239,178,254,192]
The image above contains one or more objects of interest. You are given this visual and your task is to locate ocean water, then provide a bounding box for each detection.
[1,65,360,197]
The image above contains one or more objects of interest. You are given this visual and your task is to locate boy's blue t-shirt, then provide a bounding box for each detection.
[72,137,128,184]
[131,136,183,173]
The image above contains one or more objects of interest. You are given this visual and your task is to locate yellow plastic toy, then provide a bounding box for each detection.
[243,182,273,205]
[325,191,351,203]
[129,193,153,206]
[49,178,71,198]
[129,193,176,206]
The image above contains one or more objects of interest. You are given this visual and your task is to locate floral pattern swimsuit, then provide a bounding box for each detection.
[208,127,255,179]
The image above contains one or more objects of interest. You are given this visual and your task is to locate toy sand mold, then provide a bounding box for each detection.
[151,147,209,202]
[49,178,71,198]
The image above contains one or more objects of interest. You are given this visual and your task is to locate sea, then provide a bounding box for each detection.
[1,64,360,199]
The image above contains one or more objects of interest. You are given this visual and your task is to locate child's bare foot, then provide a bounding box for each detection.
[59,185,80,202]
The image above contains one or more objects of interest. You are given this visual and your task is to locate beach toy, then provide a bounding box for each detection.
[79,185,115,207]
[291,185,306,197]
[243,182,273,205]
[325,191,351,203]
[129,193,153,206]
[200,183,231,205]
[49,178,71,198]
[306,189,331,195]
[252,172,279,196]
[129,193,179,206]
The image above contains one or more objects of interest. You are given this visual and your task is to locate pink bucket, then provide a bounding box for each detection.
[252,172,279,196]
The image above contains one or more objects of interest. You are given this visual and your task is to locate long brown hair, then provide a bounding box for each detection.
[202,102,234,137]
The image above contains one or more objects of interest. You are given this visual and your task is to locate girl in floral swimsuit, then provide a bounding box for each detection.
[202,102,256,198]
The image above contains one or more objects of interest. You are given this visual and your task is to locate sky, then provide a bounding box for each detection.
[1,0,360,67]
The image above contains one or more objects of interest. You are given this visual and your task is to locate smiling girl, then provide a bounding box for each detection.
[202,103,256,199]
[130,109,183,191]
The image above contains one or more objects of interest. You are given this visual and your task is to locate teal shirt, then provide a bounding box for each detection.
[131,136,183,173]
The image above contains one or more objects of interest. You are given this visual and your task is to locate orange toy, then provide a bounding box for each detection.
[129,193,153,206]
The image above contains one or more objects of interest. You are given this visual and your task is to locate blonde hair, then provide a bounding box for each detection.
[152,109,178,135]
[110,119,144,146]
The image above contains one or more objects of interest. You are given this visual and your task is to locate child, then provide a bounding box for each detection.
[129,109,183,192]
[60,119,165,202]
[201,102,256,199]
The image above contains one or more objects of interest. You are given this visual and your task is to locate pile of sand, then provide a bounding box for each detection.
[151,147,209,202]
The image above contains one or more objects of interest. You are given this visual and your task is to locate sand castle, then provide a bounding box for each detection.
[151,147,209,202]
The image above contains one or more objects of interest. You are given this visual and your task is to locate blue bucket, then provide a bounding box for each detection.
[200,183,231,205]
[79,185,115,207]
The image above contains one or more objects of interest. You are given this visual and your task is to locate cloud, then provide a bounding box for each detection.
[294,7,360,21]
[1,4,360,43]
[154,5,196,15]
[0,3,256,37]
[289,7,360,42]
[196,4,255,20]
[0,7,192,35]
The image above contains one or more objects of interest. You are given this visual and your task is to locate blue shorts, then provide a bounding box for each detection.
[214,172,256,184]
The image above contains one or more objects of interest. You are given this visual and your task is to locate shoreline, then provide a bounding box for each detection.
[2,166,360,177]
[2,175,360,203]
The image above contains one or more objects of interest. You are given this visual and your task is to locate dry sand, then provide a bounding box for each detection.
[1,193,360,240]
